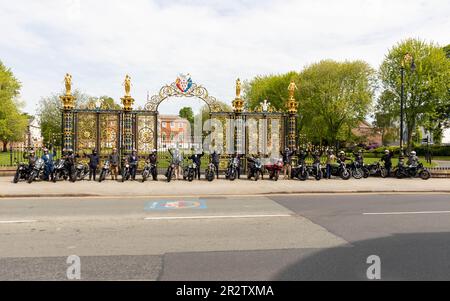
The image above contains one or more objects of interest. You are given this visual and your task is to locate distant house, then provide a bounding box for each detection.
[1,116,43,149]
[158,115,191,149]
[351,120,382,147]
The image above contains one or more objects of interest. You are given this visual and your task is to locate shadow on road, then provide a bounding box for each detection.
[273,232,450,281]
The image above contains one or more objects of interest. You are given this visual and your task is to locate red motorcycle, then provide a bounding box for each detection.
[264,158,283,181]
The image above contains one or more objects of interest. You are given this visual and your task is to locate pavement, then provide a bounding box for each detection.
[1,176,450,198]
[1,193,450,280]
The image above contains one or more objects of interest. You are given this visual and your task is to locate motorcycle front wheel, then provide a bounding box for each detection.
[352,169,363,179]
[13,171,20,183]
[340,169,351,180]
[420,170,431,180]
[27,171,36,184]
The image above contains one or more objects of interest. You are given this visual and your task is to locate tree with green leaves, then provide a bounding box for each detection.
[37,90,90,146]
[0,61,28,151]
[378,38,450,150]
[244,60,375,146]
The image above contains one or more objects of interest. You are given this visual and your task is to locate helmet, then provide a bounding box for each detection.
[151,149,157,153]
[339,151,345,155]
[285,147,290,152]
[385,150,389,154]
[411,151,416,155]
[358,150,362,154]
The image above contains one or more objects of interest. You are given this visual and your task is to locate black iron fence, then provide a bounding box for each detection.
[0,146,63,167]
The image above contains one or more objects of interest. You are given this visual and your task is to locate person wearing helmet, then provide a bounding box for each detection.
[168,147,183,180]
[24,149,37,168]
[41,147,54,181]
[354,149,364,166]
[280,147,295,179]
[407,150,419,168]
[337,150,349,163]
[297,149,308,164]
[127,149,139,180]
[325,149,335,179]
[381,149,393,177]
[147,149,157,165]
[210,150,220,179]
[312,150,322,165]
[108,147,120,180]
[188,149,204,180]
[84,148,100,181]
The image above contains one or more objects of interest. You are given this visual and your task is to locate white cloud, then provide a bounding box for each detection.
[0,0,448,115]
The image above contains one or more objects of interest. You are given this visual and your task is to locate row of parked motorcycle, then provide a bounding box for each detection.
[13,155,431,184]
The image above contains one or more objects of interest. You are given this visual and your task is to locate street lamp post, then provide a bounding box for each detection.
[399,53,415,156]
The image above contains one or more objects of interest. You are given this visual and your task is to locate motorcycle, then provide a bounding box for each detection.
[52,158,75,182]
[307,163,323,180]
[183,161,197,182]
[348,160,364,179]
[75,162,89,181]
[247,157,263,181]
[205,161,215,182]
[142,161,157,182]
[291,161,308,181]
[27,158,45,183]
[327,161,351,180]
[264,158,283,181]
[165,161,176,182]
[394,162,431,180]
[225,158,239,181]
[121,162,131,182]
[13,162,31,183]
[99,160,111,182]
[365,161,388,178]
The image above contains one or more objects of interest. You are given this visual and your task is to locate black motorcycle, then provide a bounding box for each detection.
[247,157,263,181]
[165,161,176,182]
[348,160,364,179]
[75,162,89,181]
[365,161,388,178]
[307,163,323,180]
[121,162,131,182]
[52,158,75,182]
[99,160,111,182]
[142,161,157,182]
[291,161,308,181]
[205,161,215,182]
[327,161,351,180]
[183,161,197,182]
[225,158,239,181]
[27,158,45,183]
[394,162,431,180]
[13,162,31,183]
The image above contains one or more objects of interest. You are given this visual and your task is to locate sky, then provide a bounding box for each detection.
[0,0,449,117]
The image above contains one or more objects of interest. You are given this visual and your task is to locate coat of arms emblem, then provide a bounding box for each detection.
[175,73,193,93]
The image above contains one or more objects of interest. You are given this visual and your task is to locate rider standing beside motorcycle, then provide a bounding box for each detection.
[147,149,157,165]
[109,148,120,180]
[281,147,295,179]
[188,150,204,180]
[325,149,335,179]
[127,149,138,181]
[381,150,393,177]
[168,148,183,180]
[63,149,76,182]
[41,148,54,181]
[354,150,364,165]
[211,150,220,179]
[337,151,350,163]
[85,149,100,181]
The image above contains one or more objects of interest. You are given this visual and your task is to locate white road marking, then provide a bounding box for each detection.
[0,220,37,224]
[144,214,292,220]
[363,211,450,216]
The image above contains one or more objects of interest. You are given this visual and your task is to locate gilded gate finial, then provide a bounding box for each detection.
[287,80,298,114]
[121,74,134,111]
[232,78,245,113]
[60,73,75,110]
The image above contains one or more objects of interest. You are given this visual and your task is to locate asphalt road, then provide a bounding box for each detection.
[1,193,450,280]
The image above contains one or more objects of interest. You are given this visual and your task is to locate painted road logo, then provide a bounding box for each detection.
[145,200,207,211]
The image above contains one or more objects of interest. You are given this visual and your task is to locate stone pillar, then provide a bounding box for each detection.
[60,74,75,151]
